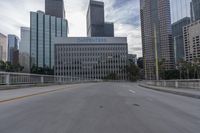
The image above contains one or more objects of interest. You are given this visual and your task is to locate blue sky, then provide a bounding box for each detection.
[0,0,191,57]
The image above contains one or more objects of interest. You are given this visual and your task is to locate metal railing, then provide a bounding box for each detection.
[145,79,200,90]
[0,71,100,85]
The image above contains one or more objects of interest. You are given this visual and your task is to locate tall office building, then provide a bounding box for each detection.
[45,0,65,18]
[140,0,175,80]
[172,17,190,63]
[19,27,30,72]
[7,34,19,65]
[190,0,200,22]
[30,11,68,70]
[87,0,114,37]
[0,33,7,61]
[104,22,114,37]
[183,20,200,62]
[54,37,128,81]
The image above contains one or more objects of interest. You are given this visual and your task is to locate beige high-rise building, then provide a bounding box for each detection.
[183,20,200,62]
[140,0,175,80]
[0,33,7,61]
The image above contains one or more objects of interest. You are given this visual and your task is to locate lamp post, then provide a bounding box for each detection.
[143,25,159,80]
[154,24,159,81]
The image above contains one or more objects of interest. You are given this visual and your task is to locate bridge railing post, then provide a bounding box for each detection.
[5,73,10,85]
[41,76,44,84]
[175,81,178,88]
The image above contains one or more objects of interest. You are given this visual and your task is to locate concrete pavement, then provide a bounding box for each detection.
[0,82,199,133]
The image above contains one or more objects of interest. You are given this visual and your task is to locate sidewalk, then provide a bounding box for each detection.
[139,84,200,99]
[0,85,74,103]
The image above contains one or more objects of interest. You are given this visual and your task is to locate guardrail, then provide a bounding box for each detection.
[0,71,99,85]
[144,79,200,90]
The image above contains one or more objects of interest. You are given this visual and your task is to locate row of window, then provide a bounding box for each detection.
[56,47,127,51]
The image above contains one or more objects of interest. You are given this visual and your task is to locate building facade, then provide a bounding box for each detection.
[140,0,175,80]
[104,23,114,37]
[0,33,7,61]
[54,37,128,81]
[7,34,19,65]
[183,20,200,62]
[30,11,68,70]
[19,27,30,72]
[87,0,114,37]
[45,0,65,18]
[190,0,200,22]
[172,17,191,63]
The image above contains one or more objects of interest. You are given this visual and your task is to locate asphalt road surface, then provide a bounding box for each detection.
[0,82,200,133]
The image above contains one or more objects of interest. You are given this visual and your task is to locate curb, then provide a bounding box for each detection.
[139,84,200,99]
[0,87,67,103]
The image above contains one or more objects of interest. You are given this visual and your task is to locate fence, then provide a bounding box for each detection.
[0,71,97,85]
[145,80,200,90]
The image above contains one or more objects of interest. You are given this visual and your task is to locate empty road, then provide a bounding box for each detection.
[0,82,200,133]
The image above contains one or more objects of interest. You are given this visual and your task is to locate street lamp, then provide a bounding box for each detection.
[143,25,159,80]
[154,24,159,81]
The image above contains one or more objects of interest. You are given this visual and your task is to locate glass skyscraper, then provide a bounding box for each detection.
[87,0,114,37]
[19,27,30,72]
[30,11,68,70]
[172,17,190,63]
[191,0,200,22]
[140,0,175,80]
[7,34,19,65]
[45,0,65,18]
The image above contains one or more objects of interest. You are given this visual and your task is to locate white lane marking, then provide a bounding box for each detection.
[129,90,136,94]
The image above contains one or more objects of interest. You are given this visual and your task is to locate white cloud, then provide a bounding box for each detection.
[0,0,142,57]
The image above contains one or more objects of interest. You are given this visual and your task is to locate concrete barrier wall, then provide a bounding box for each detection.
[145,80,200,90]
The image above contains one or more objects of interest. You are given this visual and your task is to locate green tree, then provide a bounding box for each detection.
[192,58,200,79]
[104,73,119,80]
[0,60,6,70]
[5,61,13,72]
[158,59,166,79]
[31,65,54,75]
[0,60,24,72]
[126,63,140,81]
[137,57,144,69]
[164,70,180,80]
